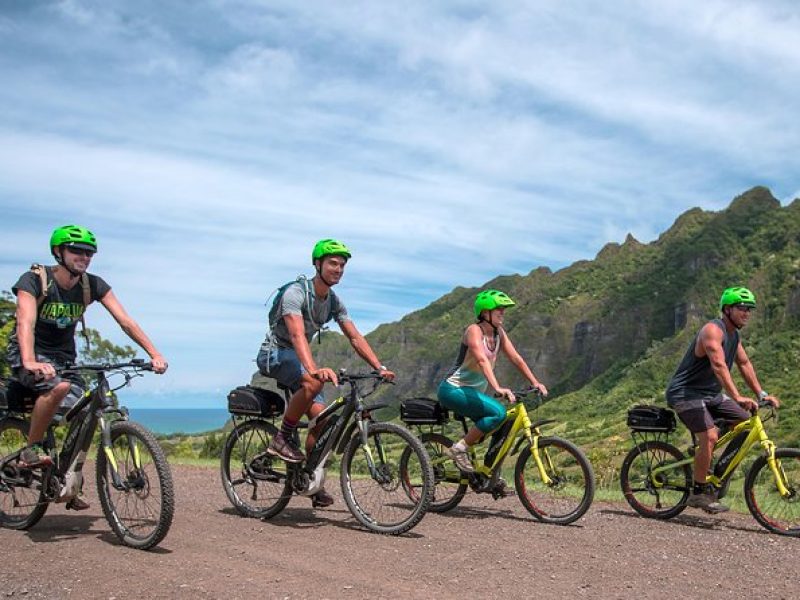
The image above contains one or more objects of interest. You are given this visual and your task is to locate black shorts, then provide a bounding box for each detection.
[671,394,750,434]
[13,355,86,410]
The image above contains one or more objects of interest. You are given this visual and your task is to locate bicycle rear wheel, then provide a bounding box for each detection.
[221,419,291,519]
[619,440,690,519]
[515,436,595,525]
[0,417,48,530]
[399,432,466,513]
[744,447,800,536]
[341,422,433,534]
[96,420,174,550]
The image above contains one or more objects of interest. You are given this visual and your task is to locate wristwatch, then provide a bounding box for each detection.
[758,390,769,400]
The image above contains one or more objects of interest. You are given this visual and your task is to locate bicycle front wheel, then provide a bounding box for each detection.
[0,417,48,530]
[96,420,174,550]
[341,422,433,535]
[515,436,595,525]
[744,447,800,537]
[399,432,466,513]
[619,440,690,519]
[221,419,291,519]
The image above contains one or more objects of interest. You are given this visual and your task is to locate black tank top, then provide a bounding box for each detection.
[665,319,739,404]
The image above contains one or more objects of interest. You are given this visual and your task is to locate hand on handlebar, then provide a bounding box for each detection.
[311,367,339,386]
[22,360,57,381]
[735,395,759,413]
[150,355,168,374]
[377,368,396,382]
[532,382,549,397]
[495,387,516,404]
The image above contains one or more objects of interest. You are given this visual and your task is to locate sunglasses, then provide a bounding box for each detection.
[65,246,95,257]
[732,304,755,313]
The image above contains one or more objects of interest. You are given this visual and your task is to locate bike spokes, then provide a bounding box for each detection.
[96,421,174,550]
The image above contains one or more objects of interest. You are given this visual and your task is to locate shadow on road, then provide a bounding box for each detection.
[599,507,767,535]
[217,505,426,538]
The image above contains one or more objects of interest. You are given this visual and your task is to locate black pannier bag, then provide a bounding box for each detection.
[400,397,449,425]
[227,385,285,418]
[0,379,36,413]
[627,404,676,432]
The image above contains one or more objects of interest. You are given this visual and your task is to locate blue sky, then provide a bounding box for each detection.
[2,1,799,408]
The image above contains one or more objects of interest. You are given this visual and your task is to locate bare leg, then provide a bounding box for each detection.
[28,382,70,444]
[693,428,717,484]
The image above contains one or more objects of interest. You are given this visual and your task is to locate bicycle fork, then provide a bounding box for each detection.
[763,440,793,498]
[100,417,141,491]
[356,418,390,483]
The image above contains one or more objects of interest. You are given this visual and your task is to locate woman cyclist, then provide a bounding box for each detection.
[437,289,548,473]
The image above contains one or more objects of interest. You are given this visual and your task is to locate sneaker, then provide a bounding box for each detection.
[19,444,53,469]
[267,432,305,463]
[687,485,729,514]
[445,444,475,473]
[65,496,90,511]
[311,488,334,508]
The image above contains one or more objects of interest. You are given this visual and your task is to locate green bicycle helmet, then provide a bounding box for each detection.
[312,238,351,264]
[474,289,516,318]
[719,286,756,310]
[50,224,97,256]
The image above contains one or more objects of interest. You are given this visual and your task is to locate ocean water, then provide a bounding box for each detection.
[128,408,230,435]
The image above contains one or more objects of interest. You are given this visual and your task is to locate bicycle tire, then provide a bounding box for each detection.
[0,417,48,530]
[515,436,595,525]
[96,420,174,550]
[399,432,467,513]
[340,422,433,535]
[221,419,291,519]
[744,447,800,537]
[619,440,690,520]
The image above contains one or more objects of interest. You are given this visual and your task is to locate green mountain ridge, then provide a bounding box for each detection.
[317,186,800,452]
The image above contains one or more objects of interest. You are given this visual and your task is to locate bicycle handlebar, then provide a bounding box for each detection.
[59,359,154,376]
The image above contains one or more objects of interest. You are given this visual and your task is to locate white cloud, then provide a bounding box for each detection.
[1,0,798,405]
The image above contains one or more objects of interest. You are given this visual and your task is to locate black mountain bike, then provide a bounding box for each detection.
[0,360,174,550]
[221,371,434,535]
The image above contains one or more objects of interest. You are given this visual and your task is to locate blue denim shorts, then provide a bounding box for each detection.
[256,346,325,405]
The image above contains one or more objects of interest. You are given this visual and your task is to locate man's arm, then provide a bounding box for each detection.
[339,320,395,380]
[698,324,756,411]
[15,290,56,379]
[99,290,168,373]
[734,343,780,407]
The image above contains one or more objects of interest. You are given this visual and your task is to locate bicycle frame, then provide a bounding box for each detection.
[459,398,557,486]
[286,375,392,494]
[0,363,149,503]
[648,410,791,497]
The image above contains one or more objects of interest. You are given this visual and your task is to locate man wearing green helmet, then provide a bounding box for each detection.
[7,225,168,506]
[666,286,780,513]
[436,289,548,476]
[256,239,394,508]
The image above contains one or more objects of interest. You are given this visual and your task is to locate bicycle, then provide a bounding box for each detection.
[619,401,800,536]
[399,388,595,525]
[220,370,434,535]
[0,360,174,549]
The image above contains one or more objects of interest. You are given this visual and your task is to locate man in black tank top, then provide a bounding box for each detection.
[665,287,780,513]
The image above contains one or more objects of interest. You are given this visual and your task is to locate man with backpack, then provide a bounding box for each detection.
[7,225,168,509]
[256,239,394,508]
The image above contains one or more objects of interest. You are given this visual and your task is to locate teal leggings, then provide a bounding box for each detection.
[437,381,506,433]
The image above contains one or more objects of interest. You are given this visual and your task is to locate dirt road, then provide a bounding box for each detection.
[2,464,796,599]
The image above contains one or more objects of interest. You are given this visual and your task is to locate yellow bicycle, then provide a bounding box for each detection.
[400,388,595,525]
[620,402,800,536]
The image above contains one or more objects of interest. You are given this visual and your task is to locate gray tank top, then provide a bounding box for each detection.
[666,319,739,404]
